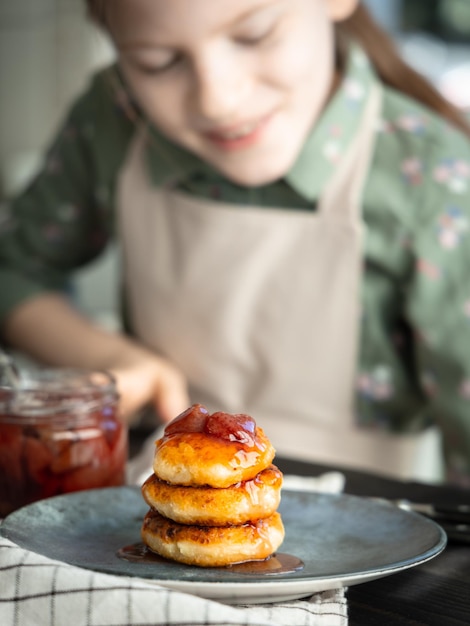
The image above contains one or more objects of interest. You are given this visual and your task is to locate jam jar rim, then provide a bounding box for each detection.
[0,367,118,422]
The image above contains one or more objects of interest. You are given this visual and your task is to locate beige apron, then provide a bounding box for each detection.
[118,87,442,482]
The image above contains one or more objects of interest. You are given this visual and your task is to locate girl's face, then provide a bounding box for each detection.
[109,0,357,186]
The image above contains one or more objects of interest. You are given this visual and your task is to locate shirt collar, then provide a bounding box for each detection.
[144,44,378,197]
[287,45,378,201]
[145,126,204,186]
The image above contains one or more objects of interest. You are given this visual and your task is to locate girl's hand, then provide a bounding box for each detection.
[111,354,190,425]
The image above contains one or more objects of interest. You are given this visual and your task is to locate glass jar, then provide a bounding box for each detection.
[0,368,127,517]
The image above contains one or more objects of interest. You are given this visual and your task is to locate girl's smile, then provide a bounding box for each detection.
[202,112,276,152]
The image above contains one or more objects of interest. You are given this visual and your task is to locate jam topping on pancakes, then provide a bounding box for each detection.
[164,403,257,447]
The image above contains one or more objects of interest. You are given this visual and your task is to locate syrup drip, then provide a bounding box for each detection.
[117,542,304,575]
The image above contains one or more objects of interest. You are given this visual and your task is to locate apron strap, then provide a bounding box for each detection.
[318,84,383,224]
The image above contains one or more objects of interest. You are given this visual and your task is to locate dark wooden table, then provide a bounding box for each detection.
[276,457,470,626]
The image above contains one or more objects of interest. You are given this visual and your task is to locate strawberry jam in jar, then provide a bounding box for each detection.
[0,368,127,517]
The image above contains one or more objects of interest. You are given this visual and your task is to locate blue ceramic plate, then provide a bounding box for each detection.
[1,486,446,604]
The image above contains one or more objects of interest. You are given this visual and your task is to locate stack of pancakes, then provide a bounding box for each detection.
[141,404,285,567]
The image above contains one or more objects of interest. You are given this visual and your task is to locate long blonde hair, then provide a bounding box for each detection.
[86,0,470,138]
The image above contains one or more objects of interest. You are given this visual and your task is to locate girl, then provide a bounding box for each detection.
[1,0,470,484]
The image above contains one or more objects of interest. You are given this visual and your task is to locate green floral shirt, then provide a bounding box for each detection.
[1,47,470,479]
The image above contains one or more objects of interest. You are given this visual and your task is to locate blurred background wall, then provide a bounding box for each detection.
[0,0,117,326]
[1,0,469,324]
[0,0,114,197]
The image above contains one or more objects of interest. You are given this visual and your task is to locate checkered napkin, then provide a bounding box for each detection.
[0,469,348,626]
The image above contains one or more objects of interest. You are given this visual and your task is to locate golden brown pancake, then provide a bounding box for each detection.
[142,464,283,526]
[141,509,285,567]
[153,427,275,488]
[141,405,285,567]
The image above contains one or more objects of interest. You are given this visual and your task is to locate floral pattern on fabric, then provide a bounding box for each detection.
[459,379,470,399]
[343,78,366,105]
[357,365,394,401]
[433,158,470,194]
[395,114,428,135]
[463,300,470,319]
[416,258,441,281]
[437,206,469,249]
[322,123,345,163]
[401,157,424,185]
